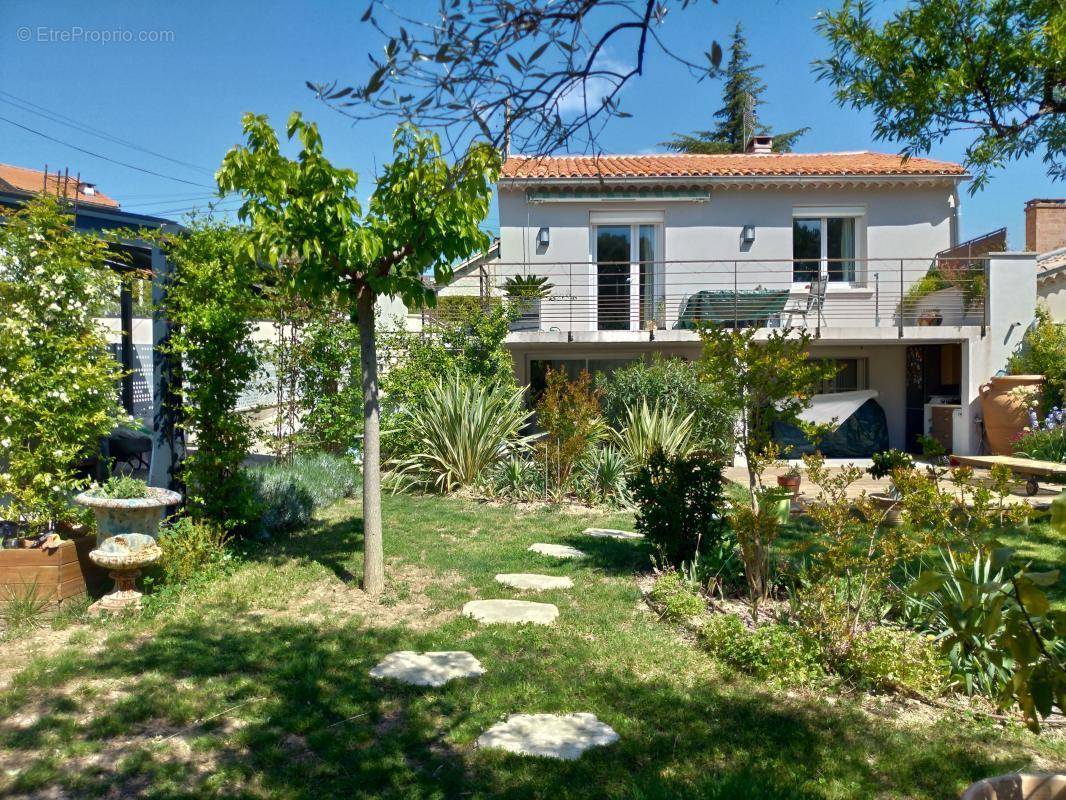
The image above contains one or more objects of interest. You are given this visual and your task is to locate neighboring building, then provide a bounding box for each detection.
[1027,199,1066,320]
[484,140,1037,455]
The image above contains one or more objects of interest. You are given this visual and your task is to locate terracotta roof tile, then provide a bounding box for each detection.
[500,151,967,180]
[0,162,120,208]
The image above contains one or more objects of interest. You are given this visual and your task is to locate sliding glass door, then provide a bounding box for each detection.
[596,223,661,331]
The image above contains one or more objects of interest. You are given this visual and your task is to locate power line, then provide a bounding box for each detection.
[0,114,214,189]
[0,90,214,176]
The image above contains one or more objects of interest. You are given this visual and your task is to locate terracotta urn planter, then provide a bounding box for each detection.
[74,487,182,545]
[979,375,1045,455]
[776,473,802,496]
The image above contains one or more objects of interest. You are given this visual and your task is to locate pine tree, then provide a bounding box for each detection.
[661,23,807,154]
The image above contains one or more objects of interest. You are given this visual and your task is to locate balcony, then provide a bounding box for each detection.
[449,257,989,340]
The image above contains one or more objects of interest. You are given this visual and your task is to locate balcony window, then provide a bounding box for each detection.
[793,214,859,284]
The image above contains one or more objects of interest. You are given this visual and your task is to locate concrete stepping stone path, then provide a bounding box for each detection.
[369,651,485,687]
[528,543,586,559]
[495,573,573,591]
[462,599,559,625]
[582,527,644,541]
[476,713,619,760]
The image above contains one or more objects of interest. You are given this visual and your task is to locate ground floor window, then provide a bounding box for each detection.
[818,357,869,394]
[529,356,639,401]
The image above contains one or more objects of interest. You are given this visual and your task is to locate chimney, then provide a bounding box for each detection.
[1024,199,1066,253]
[745,135,773,154]
[79,182,96,197]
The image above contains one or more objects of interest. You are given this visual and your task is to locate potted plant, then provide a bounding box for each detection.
[75,475,181,545]
[868,449,915,526]
[759,486,794,525]
[776,465,802,496]
[504,274,553,332]
[917,309,943,326]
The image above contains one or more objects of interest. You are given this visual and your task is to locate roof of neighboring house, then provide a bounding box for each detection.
[500,151,967,181]
[1038,247,1066,282]
[0,162,120,208]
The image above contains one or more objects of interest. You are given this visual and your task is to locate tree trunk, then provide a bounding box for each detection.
[356,289,384,596]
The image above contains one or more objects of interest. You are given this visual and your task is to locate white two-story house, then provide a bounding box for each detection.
[449,139,1037,456]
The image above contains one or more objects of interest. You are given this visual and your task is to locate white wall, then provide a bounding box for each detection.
[1039,271,1066,321]
[498,183,955,332]
[958,253,1038,453]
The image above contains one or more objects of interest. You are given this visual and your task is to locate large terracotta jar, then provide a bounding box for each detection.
[979,375,1045,455]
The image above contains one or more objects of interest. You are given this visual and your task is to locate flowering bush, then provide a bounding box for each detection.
[1016,405,1066,463]
[0,199,123,528]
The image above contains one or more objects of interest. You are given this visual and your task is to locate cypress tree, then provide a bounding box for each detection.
[661,23,807,154]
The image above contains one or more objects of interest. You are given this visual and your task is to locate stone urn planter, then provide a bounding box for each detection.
[760,487,794,525]
[871,493,903,527]
[87,533,162,614]
[74,486,181,545]
[960,773,1066,800]
[979,375,1045,455]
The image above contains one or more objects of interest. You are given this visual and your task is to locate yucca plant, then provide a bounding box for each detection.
[613,400,699,465]
[397,374,538,493]
[577,446,631,505]
[490,455,541,501]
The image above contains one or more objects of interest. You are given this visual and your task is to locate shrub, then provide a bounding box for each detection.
[597,355,733,458]
[396,374,535,492]
[648,570,706,622]
[158,219,264,532]
[157,517,231,586]
[0,199,123,528]
[1015,426,1066,464]
[249,452,360,535]
[841,626,947,697]
[1008,305,1066,407]
[701,614,826,687]
[628,448,728,565]
[292,310,363,454]
[612,401,699,465]
[535,368,606,497]
[379,302,516,459]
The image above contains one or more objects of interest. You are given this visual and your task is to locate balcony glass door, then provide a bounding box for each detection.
[596,223,662,331]
[596,226,631,330]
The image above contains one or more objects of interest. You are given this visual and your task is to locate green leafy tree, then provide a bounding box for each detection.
[156,218,265,531]
[817,0,1065,189]
[1008,304,1066,407]
[217,113,499,595]
[661,23,808,154]
[294,309,363,454]
[698,326,836,617]
[0,199,123,528]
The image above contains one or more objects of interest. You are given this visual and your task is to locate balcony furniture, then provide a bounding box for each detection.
[675,288,791,329]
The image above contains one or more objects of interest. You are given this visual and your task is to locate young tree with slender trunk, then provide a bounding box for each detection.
[217,113,499,594]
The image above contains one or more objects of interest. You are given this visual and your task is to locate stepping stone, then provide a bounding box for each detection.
[369,651,485,687]
[462,599,559,626]
[528,543,586,559]
[495,573,574,591]
[476,713,619,760]
[582,527,643,541]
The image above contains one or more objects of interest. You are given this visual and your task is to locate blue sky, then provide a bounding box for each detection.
[0,0,1054,246]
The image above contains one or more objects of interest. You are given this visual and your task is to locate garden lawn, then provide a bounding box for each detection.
[0,494,1063,800]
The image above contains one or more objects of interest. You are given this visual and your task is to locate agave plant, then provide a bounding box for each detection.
[397,374,538,493]
[503,273,553,299]
[613,400,699,464]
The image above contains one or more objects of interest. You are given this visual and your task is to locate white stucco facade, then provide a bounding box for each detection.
[486,161,1037,456]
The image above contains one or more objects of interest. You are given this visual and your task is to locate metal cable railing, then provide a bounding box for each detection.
[424,257,988,336]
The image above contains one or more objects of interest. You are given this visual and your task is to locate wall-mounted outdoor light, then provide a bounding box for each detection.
[537,226,550,248]
[741,224,756,244]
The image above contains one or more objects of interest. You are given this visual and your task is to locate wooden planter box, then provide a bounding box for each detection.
[0,536,105,606]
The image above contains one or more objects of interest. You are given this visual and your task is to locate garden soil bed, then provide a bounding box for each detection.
[0,536,105,606]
